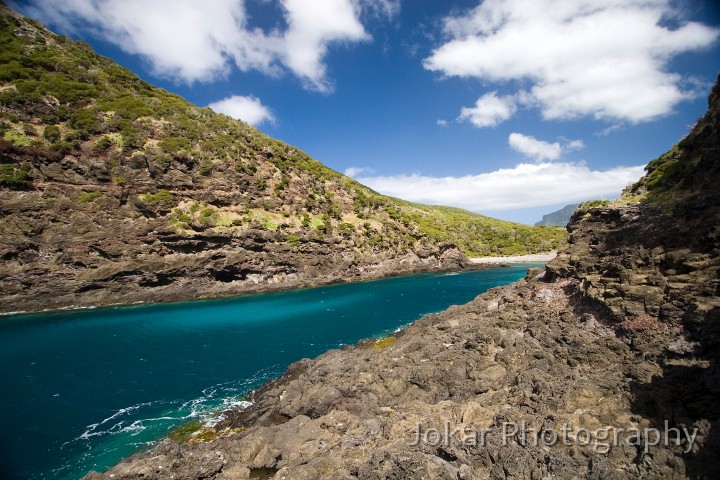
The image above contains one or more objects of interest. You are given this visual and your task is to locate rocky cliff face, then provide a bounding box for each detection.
[0,132,469,313]
[87,79,720,479]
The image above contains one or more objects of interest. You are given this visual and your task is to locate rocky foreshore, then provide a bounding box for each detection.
[85,239,720,479]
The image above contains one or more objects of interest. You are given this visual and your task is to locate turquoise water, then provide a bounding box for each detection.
[0,265,537,479]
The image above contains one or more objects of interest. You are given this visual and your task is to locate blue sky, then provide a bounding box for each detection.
[12,0,720,224]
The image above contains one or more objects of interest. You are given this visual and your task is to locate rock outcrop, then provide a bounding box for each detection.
[86,81,720,478]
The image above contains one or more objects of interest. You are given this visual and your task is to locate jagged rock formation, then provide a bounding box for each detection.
[0,5,564,314]
[534,203,578,227]
[87,78,720,479]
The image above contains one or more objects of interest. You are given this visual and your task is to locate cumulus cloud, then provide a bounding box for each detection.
[353,162,644,211]
[458,91,517,127]
[424,0,719,124]
[208,95,275,126]
[18,0,391,90]
[508,133,584,161]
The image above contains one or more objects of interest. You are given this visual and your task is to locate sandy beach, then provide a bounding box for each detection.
[467,251,557,264]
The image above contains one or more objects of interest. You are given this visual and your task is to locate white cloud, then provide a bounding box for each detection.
[282,0,368,91]
[344,166,376,177]
[23,0,251,82]
[353,162,644,211]
[208,95,275,126]
[436,119,449,127]
[508,133,562,161]
[565,139,585,151]
[458,91,516,127]
[424,0,719,124]
[19,0,388,90]
[507,133,584,161]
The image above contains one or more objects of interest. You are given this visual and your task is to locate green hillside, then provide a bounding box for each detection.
[0,6,564,257]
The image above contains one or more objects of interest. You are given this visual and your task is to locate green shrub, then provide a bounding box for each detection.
[274,175,289,193]
[3,130,33,147]
[79,190,102,203]
[338,222,355,235]
[122,130,146,150]
[158,136,191,154]
[0,163,32,189]
[43,125,61,142]
[140,189,174,206]
[198,207,218,226]
[93,135,113,151]
[97,95,153,119]
[68,109,99,137]
[198,159,213,176]
[171,208,192,223]
[286,234,301,245]
[262,217,279,231]
[328,202,342,219]
[154,154,172,170]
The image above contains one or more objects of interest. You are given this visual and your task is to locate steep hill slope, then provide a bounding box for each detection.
[89,78,720,479]
[0,6,565,314]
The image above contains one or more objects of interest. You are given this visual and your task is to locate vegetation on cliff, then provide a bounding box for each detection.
[0,6,564,258]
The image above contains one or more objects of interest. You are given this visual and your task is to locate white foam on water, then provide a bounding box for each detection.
[77,401,161,441]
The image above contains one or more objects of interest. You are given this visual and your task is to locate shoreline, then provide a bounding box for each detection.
[467,251,557,264]
[0,261,503,317]
[1,254,554,318]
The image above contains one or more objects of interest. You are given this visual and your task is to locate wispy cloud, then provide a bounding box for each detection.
[19,0,396,91]
[208,95,275,127]
[353,162,644,211]
[344,166,376,177]
[425,0,719,125]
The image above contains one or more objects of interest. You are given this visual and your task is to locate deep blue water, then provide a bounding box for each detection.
[0,265,538,479]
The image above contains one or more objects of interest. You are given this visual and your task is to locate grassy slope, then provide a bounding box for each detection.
[0,6,566,257]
